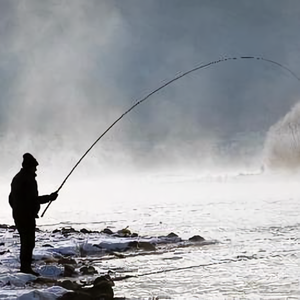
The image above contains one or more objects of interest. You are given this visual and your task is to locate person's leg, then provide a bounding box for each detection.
[15,218,38,275]
[19,229,35,271]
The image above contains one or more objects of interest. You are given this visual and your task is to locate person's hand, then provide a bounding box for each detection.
[48,192,58,201]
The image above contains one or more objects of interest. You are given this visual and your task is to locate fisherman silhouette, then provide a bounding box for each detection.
[9,153,58,276]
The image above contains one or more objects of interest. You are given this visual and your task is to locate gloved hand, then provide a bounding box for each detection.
[48,191,59,201]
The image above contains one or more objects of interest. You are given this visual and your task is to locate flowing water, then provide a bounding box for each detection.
[0,171,300,299]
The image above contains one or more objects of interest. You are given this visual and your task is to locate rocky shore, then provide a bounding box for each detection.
[0,224,212,299]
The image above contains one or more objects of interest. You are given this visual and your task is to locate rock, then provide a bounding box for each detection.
[117,227,131,237]
[167,232,179,238]
[112,252,126,258]
[64,264,76,277]
[128,241,156,251]
[43,257,59,264]
[102,228,113,235]
[34,277,57,285]
[80,265,98,275]
[80,228,91,234]
[58,257,77,265]
[57,279,82,290]
[42,244,54,248]
[61,227,79,236]
[189,235,205,242]
[57,275,114,300]
[58,291,93,300]
[53,227,79,236]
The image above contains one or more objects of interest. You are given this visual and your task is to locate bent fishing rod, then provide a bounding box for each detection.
[41,56,300,217]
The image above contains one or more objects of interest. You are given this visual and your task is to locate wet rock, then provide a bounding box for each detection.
[0,250,10,255]
[53,227,79,236]
[80,265,98,275]
[0,242,5,246]
[93,244,102,250]
[117,227,131,237]
[64,264,77,277]
[79,228,100,234]
[167,232,178,238]
[0,224,9,229]
[112,252,126,258]
[189,235,205,242]
[58,275,114,300]
[43,257,59,264]
[128,241,156,251]
[57,279,82,290]
[42,244,54,248]
[62,227,79,236]
[34,277,57,285]
[59,257,77,265]
[102,228,113,235]
[101,228,114,235]
[131,232,139,237]
[58,292,93,300]
[236,254,257,260]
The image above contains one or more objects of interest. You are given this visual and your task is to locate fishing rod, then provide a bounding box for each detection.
[41,56,300,217]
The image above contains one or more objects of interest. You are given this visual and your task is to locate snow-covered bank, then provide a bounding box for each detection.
[0,224,210,299]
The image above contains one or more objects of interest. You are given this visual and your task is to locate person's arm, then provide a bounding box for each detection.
[38,192,58,204]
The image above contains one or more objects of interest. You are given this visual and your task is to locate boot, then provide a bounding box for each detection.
[20,267,40,276]
[20,262,40,276]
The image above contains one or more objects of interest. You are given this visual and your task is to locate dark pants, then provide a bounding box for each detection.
[14,217,36,271]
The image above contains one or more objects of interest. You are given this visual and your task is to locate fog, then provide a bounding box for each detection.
[1,0,300,181]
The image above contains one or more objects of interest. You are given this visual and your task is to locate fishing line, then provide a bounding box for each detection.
[113,250,297,281]
[113,256,257,280]
[41,56,300,217]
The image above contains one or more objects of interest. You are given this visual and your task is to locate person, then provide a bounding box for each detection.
[9,153,58,276]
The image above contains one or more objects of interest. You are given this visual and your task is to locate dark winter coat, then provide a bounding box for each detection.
[9,168,50,220]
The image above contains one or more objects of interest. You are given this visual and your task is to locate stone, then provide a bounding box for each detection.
[64,264,76,277]
[58,257,77,265]
[42,244,54,248]
[57,279,82,291]
[57,275,114,300]
[189,235,205,242]
[167,232,179,238]
[102,228,113,235]
[128,241,156,251]
[117,227,131,237]
[80,265,98,275]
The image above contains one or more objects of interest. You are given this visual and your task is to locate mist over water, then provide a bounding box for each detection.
[264,102,300,171]
[0,1,300,185]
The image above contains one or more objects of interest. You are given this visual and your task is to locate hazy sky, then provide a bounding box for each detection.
[1,0,300,173]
